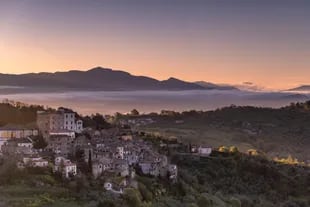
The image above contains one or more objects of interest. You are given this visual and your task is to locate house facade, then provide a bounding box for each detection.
[46,134,75,157]
[37,108,83,138]
[198,146,212,156]
[21,157,49,168]
[2,138,35,155]
[0,125,38,151]
[54,157,77,178]
[0,126,39,139]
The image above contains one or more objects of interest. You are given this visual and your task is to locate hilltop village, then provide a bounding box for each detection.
[0,107,189,193]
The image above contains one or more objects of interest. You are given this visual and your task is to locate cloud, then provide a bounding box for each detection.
[235,82,266,92]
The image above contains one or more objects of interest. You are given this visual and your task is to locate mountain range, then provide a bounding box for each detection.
[288,85,310,92]
[1,67,308,92]
[0,67,238,91]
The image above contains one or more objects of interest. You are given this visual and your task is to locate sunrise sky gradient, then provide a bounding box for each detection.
[0,0,309,90]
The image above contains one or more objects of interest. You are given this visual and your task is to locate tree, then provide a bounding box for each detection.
[229,146,239,154]
[32,135,48,149]
[218,146,229,153]
[83,113,111,129]
[123,189,143,207]
[138,183,153,202]
[98,199,116,207]
[131,109,140,116]
[247,149,259,156]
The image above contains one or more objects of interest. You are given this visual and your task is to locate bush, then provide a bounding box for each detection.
[123,189,143,207]
[138,183,153,202]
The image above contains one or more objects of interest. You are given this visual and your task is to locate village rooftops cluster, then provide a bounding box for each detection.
[0,124,39,150]
[77,127,178,181]
[0,111,179,182]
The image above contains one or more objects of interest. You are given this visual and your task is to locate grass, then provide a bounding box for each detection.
[138,124,256,151]
[0,185,76,207]
[137,119,308,162]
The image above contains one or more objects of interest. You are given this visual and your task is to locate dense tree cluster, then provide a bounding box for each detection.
[82,113,112,130]
[0,101,46,126]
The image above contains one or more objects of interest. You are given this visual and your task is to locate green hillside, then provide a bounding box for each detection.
[129,102,310,162]
[0,152,309,207]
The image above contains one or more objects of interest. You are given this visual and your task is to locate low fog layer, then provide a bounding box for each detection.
[0,90,308,115]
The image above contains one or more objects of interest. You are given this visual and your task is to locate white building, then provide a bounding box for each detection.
[115,146,124,159]
[54,157,77,178]
[168,164,178,180]
[0,139,6,151]
[104,182,113,190]
[49,130,76,139]
[75,120,83,133]
[64,112,76,131]
[17,138,33,148]
[37,109,83,138]
[21,157,49,168]
[92,160,112,178]
[198,146,212,156]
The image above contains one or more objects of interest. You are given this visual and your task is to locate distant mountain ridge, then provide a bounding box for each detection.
[0,67,236,91]
[288,85,310,91]
[195,81,239,90]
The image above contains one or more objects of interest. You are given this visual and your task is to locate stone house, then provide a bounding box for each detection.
[191,145,212,156]
[71,135,90,156]
[54,156,77,178]
[37,109,83,138]
[47,134,74,157]
[2,138,35,155]
[19,157,49,168]
[139,162,161,177]
[0,124,38,150]
[168,164,178,180]
[112,158,129,177]
[92,158,112,178]
[197,146,212,156]
[115,146,124,159]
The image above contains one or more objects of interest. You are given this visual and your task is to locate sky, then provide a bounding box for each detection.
[0,0,309,90]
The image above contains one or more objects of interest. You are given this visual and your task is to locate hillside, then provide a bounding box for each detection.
[289,85,310,91]
[195,81,239,90]
[0,151,309,207]
[0,101,45,126]
[124,102,310,162]
[0,67,207,91]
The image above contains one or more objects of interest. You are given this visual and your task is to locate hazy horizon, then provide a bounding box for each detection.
[1,90,308,115]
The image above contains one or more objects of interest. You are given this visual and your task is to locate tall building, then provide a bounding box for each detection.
[37,108,83,138]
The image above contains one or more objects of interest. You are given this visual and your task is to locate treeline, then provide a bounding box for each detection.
[0,100,46,126]
[166,153,310,207]
[122,100,310,119]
